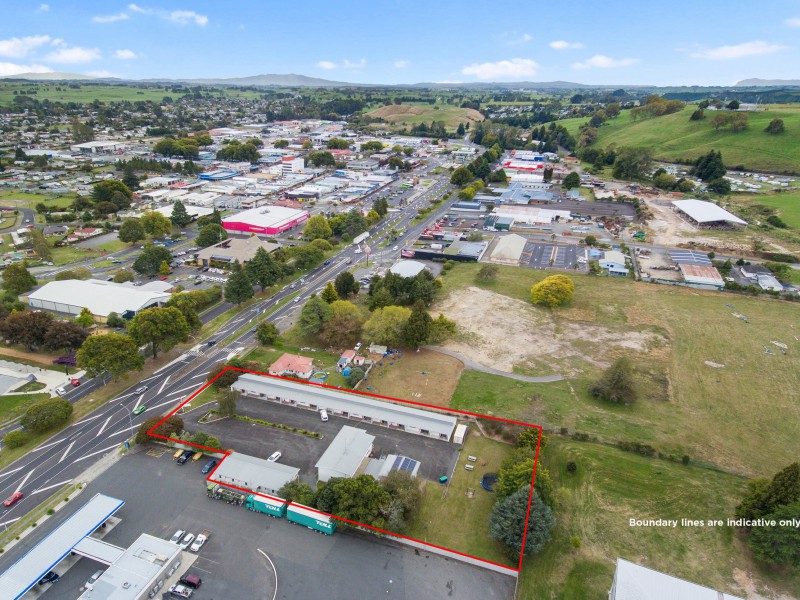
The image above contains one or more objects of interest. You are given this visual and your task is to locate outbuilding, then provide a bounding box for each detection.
[212,452,299,497]
[315,426,375,483]
[599,251,628,276]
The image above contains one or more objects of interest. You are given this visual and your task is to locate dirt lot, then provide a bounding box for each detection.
[362,348,463,406]
[434,286,668,377]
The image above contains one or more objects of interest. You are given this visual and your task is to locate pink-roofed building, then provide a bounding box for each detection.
[268,353,314,379]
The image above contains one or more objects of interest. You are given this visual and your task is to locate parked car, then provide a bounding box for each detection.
[177,450,194,465]
[52,356,77,366]
[135,386,148,394]
[4,491,23,506]
[267,451,281,462]
[38,571,59,585]
[320,409,329,422]
[201,459,217,474]
[85,569,104,591]
[190,529,209,552]
[54,386,67,396]
[178,533,195,550]
[168,583,193,598]
[179,574,202,589]
[169,529,186,544]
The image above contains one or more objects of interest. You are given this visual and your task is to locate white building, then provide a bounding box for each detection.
[212,452,299,497]
[599,251,628,276]
[315,426,375,482]
[610,558,744,600]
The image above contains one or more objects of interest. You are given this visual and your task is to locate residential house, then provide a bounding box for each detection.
[599,251,628,276]
[268,353,314,380]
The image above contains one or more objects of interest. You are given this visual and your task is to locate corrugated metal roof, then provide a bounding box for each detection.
[673,199,747,225]
[315,426,374,480]
[612,559,744,600]
[26,279,170,317]
[213,452,299,495]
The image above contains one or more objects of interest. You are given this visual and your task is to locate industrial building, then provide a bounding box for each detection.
[610,558,744,600]
[222,205,309,235]
[212,451,300,496]
[672,199,747,229]
[678,264,725,290]
[315,426,375,482]
[487,233,528,265]
[22,279,171,322]
[71,140,126,154]
[232,373,458,441]
[194,236,280,267]
[389,260,427,278]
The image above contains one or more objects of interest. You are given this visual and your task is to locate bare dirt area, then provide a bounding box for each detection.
[434,287,668,377]
[363,348,463,406]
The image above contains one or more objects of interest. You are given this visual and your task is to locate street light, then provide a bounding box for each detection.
[118,405,133,439]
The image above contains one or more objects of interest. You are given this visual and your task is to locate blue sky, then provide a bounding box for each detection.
[1,0,798,85]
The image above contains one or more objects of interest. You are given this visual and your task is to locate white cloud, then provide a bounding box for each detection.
[393,59,410,69]
[93,12,130,23]
[168,10,208,26]
[572,54,639,69]
[0,61,53,76]
[114,49,138,59]
[38,4,49,11]
[785,16,800,27]
[45,45,102,64]
[317,60,337,70]
[507,33,532,45]
[461,58,539,81]
[0,35,52,58]
[127,3,147,13]
[689,41,786,60]
[550,40,583,50]
[343,58,366,69]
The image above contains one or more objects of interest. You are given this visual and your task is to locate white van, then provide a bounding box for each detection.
[320,409,329,422]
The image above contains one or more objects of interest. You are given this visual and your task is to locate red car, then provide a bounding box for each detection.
[4,491,23,507]
[70,378,81,387]
[160,276,168,281]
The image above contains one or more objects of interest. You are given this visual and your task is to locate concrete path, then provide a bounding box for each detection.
[424,346,564,383]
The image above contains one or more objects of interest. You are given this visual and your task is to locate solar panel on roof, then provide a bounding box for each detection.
[669,250,712,266]
[392,455,403,470]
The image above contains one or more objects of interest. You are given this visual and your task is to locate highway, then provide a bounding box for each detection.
[0,171,456,526]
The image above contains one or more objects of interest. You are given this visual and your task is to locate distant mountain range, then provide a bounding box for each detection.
[1,71,96,81]
[735,78,800,87]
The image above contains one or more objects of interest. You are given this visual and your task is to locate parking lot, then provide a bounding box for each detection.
[185,394,461,483]
[521,242,588,271]
[3,451,515,599]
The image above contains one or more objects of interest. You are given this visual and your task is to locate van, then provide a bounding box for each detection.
[179,574,202,589]
[320,409,329,422]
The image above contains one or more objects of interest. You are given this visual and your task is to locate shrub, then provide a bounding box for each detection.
[566,461,577,474]
[21,398,73,433]
[590,357,637,405]
[3,429,29,449]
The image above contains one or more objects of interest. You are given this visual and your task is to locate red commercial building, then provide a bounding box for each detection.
[222,206,309,236]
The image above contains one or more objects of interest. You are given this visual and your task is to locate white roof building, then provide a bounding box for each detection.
[389,260,427,278]
[315,426,375,482]
[489,233,527,264]
[610,558,744,600]
[212,452,299,497]
[24,279,171,320]
[673,199,747,226]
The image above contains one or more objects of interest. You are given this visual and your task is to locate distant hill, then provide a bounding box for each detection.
[0,71,96,80]
[145,73,368,87]
[565,105,800,174]
[735,78,800,87]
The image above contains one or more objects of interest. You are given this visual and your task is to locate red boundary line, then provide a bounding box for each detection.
[147,367,542,573]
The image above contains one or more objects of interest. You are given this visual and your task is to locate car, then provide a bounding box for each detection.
[392,246,399,251]
[179,574,202,589]
[4,491,23,507]
[85,569,104,591]
[320,409,329,422]
[267,451,281,462]
[38,571,59,585]
[207,339,217,347]
[177,450,194,465]
[169,529,186,544]
[133,405,147,416]
[179,533,195,550]
[193,280,202,285]
[70,378,81,387]
[54,386,67,396]
[168,583,194,598]
[353,248,363,254]
[346,258,353,264]
[52,355,77,366]
[135,386,148,394]
[323,259,331,266]
[160,276,168,281]
[201,459,217,474]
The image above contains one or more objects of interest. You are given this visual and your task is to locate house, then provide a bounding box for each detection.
[599,251,628,276]
[739,264,772,280]
[268,353,314,379]
[337,349,356,370]
[42,225,68,237]
[72,227,103,239]
[757,274,784,292]
[352,354,366,366]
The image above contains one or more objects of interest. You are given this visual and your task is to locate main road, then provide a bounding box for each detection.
[0,174,456,527]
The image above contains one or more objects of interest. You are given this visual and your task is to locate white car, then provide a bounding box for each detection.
[392,246,399,251]
[354,248,363,254]
[179,533,195,550]
[190,535,207,552]
[169,529,186,544]
[267,451,281,462]
[320,409,329,422]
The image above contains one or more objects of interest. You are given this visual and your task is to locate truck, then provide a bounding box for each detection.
[190,530,210,552]
[352,231,369,246]
[167,583,193,598]
[245,494,287,518]
[286,503,337,535]
[207,483,247,505]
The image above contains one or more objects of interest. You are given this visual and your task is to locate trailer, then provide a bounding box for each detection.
[245,494,287,518]
[207,484,247,505]
[286,503,336,535]
[353,231,369,246]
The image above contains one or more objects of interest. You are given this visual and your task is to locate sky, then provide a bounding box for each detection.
[1,0,798,86]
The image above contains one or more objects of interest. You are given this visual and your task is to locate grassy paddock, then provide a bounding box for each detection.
[439,264,800,476]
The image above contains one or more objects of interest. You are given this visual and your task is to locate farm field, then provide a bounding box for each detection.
[555,105,800,173]
[436,264,800,476]
[729,189,800,230]
[366,103,483,131]
[516,438,800,600]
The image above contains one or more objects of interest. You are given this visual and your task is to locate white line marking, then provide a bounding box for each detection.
[148,398,185,411]
[96,416,112,437]
[73,444,120,463]
[73,413,108,426]
[33,479,72,495]
[190,372,208,380]
[106,424,138,437]
[16,469,35,493]
[0,517,21,527]
[165,384,199,398]
[133,395,143,411]
[30,438,68,453]
[59,441,75,463]
[0,466,26,482]
[157,375,171,395]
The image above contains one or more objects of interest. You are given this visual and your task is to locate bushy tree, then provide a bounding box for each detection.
[320,300,365,347]
[346,367,365,387]
[402,301,431,349]
[279,480,316,505]
[303,214,332,241]
[530,274,575,308]
[476,263,499,284]
[334,271,359,299]
[190,431,222,450]
[450,166,473,186]
[765,118,785,135]
[298,295,333,337]
[75,307,95,328]
[21,397,73,433]
[128,307,189,358]
[91,180,132,208]
[196,223,227,247]
[133,244,172,275]
[140,211,172,238]
[224,260,254,305]
[43,320,89,352]
[55,267,92,281]
[590,357,637,404]
[2,263,37,295]
[255,321,279,345]
[0,310,54,349]
[217,389,238,417]
[489,487,555,558]
[562,172,581,190]
[321,475,392,529]
[77,333,144,379]
[3,429,29,449]
[695,150,726,181]
[112,269,135,283]
[363,306,411,347]
[736,463,800,521]
[118,218,145,243]
[612,147,653,180]
[320,281,338,304]
[707,178,731,195]
[245,246,279,291]
[135,415,183,444]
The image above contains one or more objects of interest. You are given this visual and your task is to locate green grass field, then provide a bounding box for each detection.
[439,264,800,476]
[516,437,800,599]
[366,103,483,131]
[0,392,50,424]
[556,105,800,173]
[729,189,800,230]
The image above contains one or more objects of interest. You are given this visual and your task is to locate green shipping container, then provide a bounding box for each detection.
[245,494,287,518]
[286,504,336,535]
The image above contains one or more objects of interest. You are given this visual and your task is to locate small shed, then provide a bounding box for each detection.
[453,423,468,445]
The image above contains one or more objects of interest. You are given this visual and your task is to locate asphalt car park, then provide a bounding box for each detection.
[0,451,515,600]
[184,395,460,483]
[522,242,588,271]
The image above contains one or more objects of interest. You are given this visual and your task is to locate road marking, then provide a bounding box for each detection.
[165,384,199,397]
[157,375,172,395]
[148,397,184,411]
[96,416,112,437]
[0,517,21,527]
[106,424,138,438]
[30,438,68,453]
[74,412,109,426]
[16,468,36,493]
[73,444,120,463]
[133,395,144,411]
[59,441,76,463]
[0,466,26,482]
[33,479,72,495]
[190,372,208,380]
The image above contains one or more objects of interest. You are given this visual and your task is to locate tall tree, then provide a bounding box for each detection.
[363,306,411,347]
[402,301,431,349]
[747,502,800,566]
[2,263,37,295]
[562,172,581,189]
[255,321,279,345]
[196,223,227,247]
[224,260,254,305]
[298,295,332,337]
[133,244,172,275]
[320,282,339,304]
[122,164,139,191]
[170,200,192,227]
[245,246,279,291]
[303,214,333,241]
[489,487,555,558]
[128,307,189,358]
[320,300,365,347]
[43,320,89,352]
[140,211,172,238]
[77,333,144,380]
[118,218,145,243]
[334,271,359,299]
[75,307,95,328]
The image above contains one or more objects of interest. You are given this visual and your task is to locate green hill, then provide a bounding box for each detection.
[564,105,800,174]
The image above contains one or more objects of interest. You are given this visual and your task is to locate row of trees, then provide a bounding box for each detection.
[0,309,89,352]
